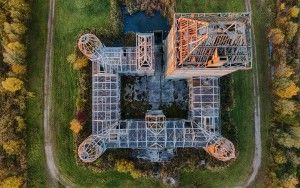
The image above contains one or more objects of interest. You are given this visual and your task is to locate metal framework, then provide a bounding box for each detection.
[76,12,253,163]
[166,13,252,78]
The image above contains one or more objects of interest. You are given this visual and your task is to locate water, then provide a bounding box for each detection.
[122,8,170,41]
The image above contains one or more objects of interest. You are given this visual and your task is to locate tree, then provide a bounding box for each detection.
[289,6,299,18]
[274,99,297,117]
[7,0,30,22]
[72,57,88,70]
[278,127,300,149]
[268,28,285,45]
[11,64,26,75]
[280,175,299,188]
[273,150,287,164]
[1,77,24,92]
[3,41,26,65]
[285,21,298,42]
[274,63,294,78]
[2,139,24,155]
[0,176,23,188]
[273,78,300,99]
[115,159,134,173]
[69,118,82,134]
[3,22,27,39]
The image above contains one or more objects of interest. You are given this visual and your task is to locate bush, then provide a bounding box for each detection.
[289,6,299,18]
[72,57,88,70]
[70,118,83,134]
[1,77,24,92]
[2,139,24,155]
[268,28,285,45]
[11,64,26,75]
[115,159,143,179]
[0,176,23,188]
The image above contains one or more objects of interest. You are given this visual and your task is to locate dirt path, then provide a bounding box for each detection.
[237,0,262,187]
[43,0,73,187]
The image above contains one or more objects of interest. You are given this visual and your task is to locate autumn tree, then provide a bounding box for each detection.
[2,139,24,155]
[3,22,27,41]
[289,6,299,18]
[69,118,82,134]
[285,21,298,42]
[274,63,294,78]
[11,64,26,75]
[1,77,24,92]
[273,78,300,98]
[273,150,287,164]
[72,57,88,70]
[274,99,297,117]
[268,28,285,45]
[3,41,26,65]
[6,0,30,22]
[278,127,300,149]
[280,175,299,188]
[0,176,23,188]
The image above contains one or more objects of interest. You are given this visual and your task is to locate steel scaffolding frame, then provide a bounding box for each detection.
[76,12,252,163]
[166,12,252,78]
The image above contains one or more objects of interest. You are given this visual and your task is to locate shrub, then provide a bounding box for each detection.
[67,53,76,64]
[69,118,82,134]
[285,21,298,42]
[3,41,27,65]
[2,139,24,155]
[115,159,143,179]
[1,77,24,92]
[274,99,297,117]
[73,57,88,70]
[0,176,23,188]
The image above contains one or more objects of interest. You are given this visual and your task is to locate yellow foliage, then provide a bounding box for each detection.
[69,119,82,134]
[273,151,287,164]
[274,81,300,99]
[115,159,135,173]
[279,3,285,11]
[289,6,299,18]
[73,57,88,70]
[2,140,23,155]
[274,99,297,116]
[130,169,142,179]
[11,64,26,75]
[115,160,143,179]
[274,63,294,78]
[268,28,285,45]
[1,77,24,92]
[0,176,23,188]
[280,176,299,188]
[15,116,26,132]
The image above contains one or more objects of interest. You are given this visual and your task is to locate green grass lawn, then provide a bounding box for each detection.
[25,0,49,187]
[49,0,260,187]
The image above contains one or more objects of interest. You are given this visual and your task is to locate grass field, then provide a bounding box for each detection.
[25,0,49,187]
[49,0,260,187]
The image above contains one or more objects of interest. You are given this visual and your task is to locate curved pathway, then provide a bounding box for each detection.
[43,0,73,187]
[42,0,262,187]
[237,0,262,187]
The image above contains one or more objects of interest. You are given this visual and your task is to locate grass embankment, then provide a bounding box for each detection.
[51,1,160,187]
[176,0,256,187]
[25,0,49,186]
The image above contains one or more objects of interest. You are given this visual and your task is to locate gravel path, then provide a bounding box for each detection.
[237,0,262,187]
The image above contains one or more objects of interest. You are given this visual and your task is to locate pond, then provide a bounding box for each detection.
[122,8,170,44]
